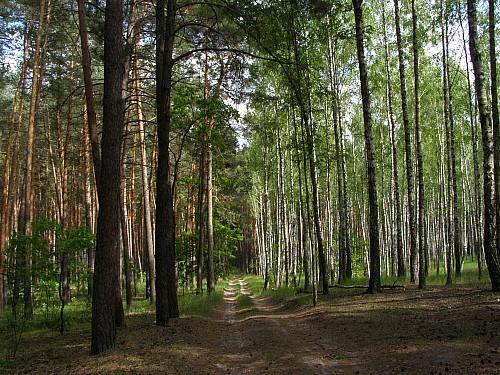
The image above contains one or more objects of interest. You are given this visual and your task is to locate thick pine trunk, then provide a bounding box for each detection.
[155,0,179,326]
[91,0,125,354]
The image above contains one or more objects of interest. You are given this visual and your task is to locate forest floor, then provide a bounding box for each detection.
[1,277,500,374]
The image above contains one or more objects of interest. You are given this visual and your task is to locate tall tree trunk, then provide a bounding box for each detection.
[353,0,381,294]
[77,0,101,189]
[382,3,405,278]
[83,120,94,296]
[393,0,416,282]
[20,0,51,318]
[441,1,454,285]
[155,0,179,326]
[292,110,309,291]
[0,18,31,312]
[460,11,482,278]
[196,152,206,294]
[91,0,125,354]
[289,8,328,295]
[120,112,133,309]
[467,0,500,291]
[445,21,461,278]
[134,57,156,303]
[206,147,215,293]
[489,0,500,261]
[412,0,426,288]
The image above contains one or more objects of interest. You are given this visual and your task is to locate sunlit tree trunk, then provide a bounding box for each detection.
[412,0,426,288]
[382,3,404,278]
[77,0,101,188]
[489,0,500,261]
[20,0,51,318]
[467,0,500,291]
[393,0,415,281]
[134,56,156,303]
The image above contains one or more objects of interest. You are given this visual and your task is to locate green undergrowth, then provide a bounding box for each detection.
[238,259,491,308]
[0,278,229,361]
[242,275,310,306]
[336,259,489,287]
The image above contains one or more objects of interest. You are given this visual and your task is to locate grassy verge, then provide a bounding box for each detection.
[238,259,490,308]
[242,275,310,306]
[336,260,489,287]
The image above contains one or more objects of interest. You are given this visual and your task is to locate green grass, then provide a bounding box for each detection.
[339,259,490,287]
[237,259,491,308]
[236,294,253,309]
[0,278,230,343]
[241,275,309,306]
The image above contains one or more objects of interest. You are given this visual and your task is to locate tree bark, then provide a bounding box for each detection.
[20,0,51,318]
[206,147,215,293]
[155,0,179,326]
[91,0,125,354]
[353,0,381,294]
[393,0,415,282]
[134,57,156,303]
[0,18,31,312]
[489,0,500,261]
[77,0,101,188]
[382,3,405,278]
[467,0,500,291]
[412,0,426,288]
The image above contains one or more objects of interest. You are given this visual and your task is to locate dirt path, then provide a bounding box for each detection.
[3,280,500,374]
[212,277,338,374]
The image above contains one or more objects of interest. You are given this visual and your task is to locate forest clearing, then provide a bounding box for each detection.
[2,0,500,373]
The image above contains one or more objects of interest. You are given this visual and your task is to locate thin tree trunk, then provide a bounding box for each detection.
[412,0,426,288]
[134,57,156,303]
[353,0,381,294]
[20,0,51,318]
[393,0,416,282]
[206,147,215,293]
[77,0,101,187]
[0,18,31,312]
[382,3,405,278]
[489,0,500,261]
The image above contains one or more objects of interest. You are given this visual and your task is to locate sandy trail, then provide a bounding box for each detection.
[212,278,338,375]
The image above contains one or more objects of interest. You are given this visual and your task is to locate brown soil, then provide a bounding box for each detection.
[2,279,500,374]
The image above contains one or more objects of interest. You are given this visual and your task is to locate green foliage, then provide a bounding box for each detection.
[176,231,198,290]
[236,293,253,310]
[349,233,368,278]
[5,219,94,319]
[214,220,242,277]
